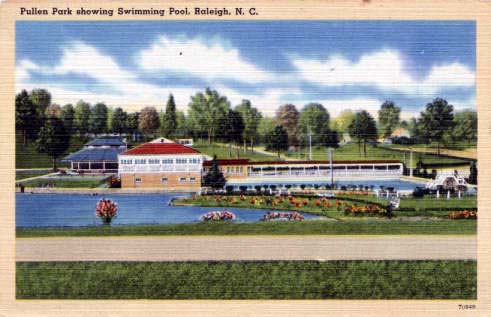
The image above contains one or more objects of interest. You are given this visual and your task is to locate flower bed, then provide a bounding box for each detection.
[343,204,388,217]
[262,211,304,221]
[176,195,392,218]
[201,211,236,222]
[448,210,477,219]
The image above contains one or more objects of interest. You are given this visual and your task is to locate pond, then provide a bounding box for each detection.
[16,193,321,228]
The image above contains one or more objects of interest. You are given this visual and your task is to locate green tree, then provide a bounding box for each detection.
[15,90,37,145]
[222,109,244,145]
[275,104,299,146]
[468,161,477,185]
[378,100,401,138]
[125,112,140,141]
[236,100,262,151]
[162,94,177,138]
[138,107,160,138]
[29,88,51,116]
[73,100,91,137]
[203,155,227,190]
[188,88,230,144]
[110,107,127,135]
[175,111,187,138]
[331,110,355,133]
[298,103,335,147]
[348,110,378,157]
[418,98,455,154]
[89,103,108,135]
[452,110,477,145]
[265,125,289,158]
[29,88,51,138]
[36,117,70,171]
[257,117,276,144]
[60,104,75,134]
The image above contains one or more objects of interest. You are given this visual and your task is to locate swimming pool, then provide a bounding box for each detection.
[227,179,426,191]
[16,193,321,228]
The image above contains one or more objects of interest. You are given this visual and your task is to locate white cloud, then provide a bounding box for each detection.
[16,59,40,82]
[137,35,274,83]
[291,49,475,95]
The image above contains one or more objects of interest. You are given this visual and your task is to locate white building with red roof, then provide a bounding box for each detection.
[118,142,204,190]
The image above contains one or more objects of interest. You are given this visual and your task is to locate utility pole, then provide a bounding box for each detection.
[308,133,312,161]
[329,147,333,188]
[409,147,413,177]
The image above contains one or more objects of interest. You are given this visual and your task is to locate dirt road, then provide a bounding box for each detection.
[16,236,476,262]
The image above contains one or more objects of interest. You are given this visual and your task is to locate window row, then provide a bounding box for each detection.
[121,158,202,165]
[134,177,197,184]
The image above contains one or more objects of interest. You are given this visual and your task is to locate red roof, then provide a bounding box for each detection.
[121,143,201,155]
[203,159,250,167]
[203,159,401,166]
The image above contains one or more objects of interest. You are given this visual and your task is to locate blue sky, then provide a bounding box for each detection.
[16,21,475,118]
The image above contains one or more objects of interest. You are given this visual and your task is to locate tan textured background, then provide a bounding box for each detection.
[0,0,490,315]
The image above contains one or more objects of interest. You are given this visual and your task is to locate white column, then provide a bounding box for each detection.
[410,150,413,177]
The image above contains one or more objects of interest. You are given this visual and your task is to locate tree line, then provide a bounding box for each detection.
[16,87,477,167]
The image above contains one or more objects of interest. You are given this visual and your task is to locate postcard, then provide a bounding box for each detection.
[1,0,490,315]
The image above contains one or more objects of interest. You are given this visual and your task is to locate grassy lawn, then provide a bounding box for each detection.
[16,220,476,237]
[17,175,109,188]
[15,170,52,180]
[16,260,476,299]
[16,135,86,169]
[398,196,476,211]
[192,142,279,161]
[286,144,470,167]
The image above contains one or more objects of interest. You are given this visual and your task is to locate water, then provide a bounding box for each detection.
[16,193,321,228]
[228,179,425,191]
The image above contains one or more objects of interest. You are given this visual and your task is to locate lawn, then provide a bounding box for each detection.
[15,170,52,180]
[286,144,470,168]
[398,196,476,211]
[192,142,279,161]
[16,135,86,169]
[16,220,476,237]
[16,260,476,299]
[17,175,110,188]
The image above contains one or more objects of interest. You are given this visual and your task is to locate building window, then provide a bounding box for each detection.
[189,177,196,183]
[161,177,168,183]
[135,159,146,164]
[135,177,142,183]
[162,159,173,164]
[148,159,160,164]
[179,177,187,183]
[121,159,133,165]
[176,158,188,164]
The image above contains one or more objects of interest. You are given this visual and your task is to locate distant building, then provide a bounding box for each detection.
[390,128,410,138]
[62,137,127,173]
[176,138,194,147]
[118,142,203,190]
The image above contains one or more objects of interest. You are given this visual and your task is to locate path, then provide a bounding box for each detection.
[15,171,58,183]
[215,142,299,161]
[387,146,476,160]
[16,236,476,262]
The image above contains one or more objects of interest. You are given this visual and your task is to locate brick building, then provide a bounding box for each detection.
[118,142,203,190]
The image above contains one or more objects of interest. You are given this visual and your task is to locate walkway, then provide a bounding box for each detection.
[388,146,476,160]
[16,236,476,262]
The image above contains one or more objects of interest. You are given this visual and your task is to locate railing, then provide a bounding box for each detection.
[247,169,402,178]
